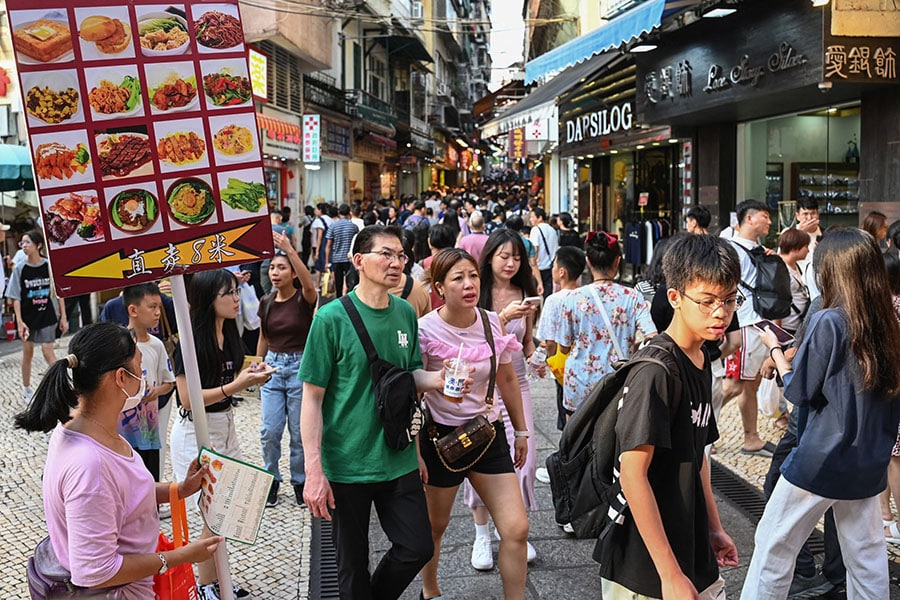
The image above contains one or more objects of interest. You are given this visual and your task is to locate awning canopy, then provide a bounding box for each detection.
[384,34,433,63]
[0,144,34,192]
[525,0,665,84]
[366,132,398,149]
[482,51,620,139]
[256,113,302,144]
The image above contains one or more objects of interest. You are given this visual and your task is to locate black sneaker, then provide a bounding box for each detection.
[294,483,306,507]
[788,572,835,599]
[266,480,280,508]
[198,581,251,599]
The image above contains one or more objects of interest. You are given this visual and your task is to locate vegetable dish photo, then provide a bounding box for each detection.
[203,72,252,107]
[110,188,159,233]
[138,13,189,54]
[221,178,265,213]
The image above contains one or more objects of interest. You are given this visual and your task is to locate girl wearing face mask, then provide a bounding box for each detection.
[14,323,222,598]
[168,269,270,597]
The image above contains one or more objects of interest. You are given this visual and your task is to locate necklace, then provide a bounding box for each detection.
[79,412,125,449]
[593,277,615,283]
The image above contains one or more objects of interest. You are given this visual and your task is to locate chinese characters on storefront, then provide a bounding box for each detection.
[6,0,273,296]
[302,114,321,163]
[825,45,897,81]
[508,127,525,159]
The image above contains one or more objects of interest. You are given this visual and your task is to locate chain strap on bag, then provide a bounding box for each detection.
[426,308,498,473]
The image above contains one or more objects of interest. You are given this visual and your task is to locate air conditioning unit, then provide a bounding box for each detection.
[411,1,424,20]
[436,81,449,97]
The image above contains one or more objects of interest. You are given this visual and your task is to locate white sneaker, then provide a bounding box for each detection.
[562,522,574,534]
[535,467,551,484]
[470,535,493,570]
[23,386,32,402]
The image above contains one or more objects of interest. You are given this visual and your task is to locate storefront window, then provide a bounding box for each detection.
[609,153,634,235]
[739,104,861,232]
[265,167,281,208]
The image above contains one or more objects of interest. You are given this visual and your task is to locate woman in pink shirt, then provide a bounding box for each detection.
[417,248,530,600]
[15,322,220,598]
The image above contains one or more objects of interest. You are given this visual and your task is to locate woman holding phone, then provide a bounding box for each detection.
[464,229,540,570]
[417,247,530,600]
[743,228,900,599]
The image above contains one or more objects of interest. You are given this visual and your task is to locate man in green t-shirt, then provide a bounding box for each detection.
[299,225,443,600]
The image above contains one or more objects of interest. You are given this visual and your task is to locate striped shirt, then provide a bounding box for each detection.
[326,218,358,264]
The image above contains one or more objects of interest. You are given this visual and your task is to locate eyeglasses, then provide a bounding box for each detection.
[365,250,409,264]
[681,291,744,314]
[218,288,241,300]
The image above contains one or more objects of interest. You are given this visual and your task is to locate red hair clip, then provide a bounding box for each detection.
[586,231,618,249]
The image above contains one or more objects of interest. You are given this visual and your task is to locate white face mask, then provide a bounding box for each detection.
[121,369,146,412]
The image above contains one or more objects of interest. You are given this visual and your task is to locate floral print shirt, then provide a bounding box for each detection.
[555,282,656,411]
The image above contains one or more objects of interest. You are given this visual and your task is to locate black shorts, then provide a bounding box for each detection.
[419,419,514,488]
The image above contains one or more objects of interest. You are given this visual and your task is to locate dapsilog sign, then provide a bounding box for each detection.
[564,101,634,144]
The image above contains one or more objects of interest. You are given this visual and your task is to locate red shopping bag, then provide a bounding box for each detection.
[154,483,199,600]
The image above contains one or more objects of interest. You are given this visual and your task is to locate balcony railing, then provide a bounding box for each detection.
[303,73,348,114]
[347,89,397,129]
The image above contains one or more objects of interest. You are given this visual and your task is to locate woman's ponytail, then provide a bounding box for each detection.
[14,358,78,433]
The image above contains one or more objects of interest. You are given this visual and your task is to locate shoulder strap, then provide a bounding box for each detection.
[477,308,497,407]
[537,224,551,257]
[730,240,758,293]
[401,274,414,299]
[339,295,379,364]
[587,285,626,360]
[160,301,172,338]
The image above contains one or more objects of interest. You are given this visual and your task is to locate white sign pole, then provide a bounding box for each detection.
[170,274,235,600]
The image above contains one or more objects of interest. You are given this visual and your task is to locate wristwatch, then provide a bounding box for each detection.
[157,552,169,575]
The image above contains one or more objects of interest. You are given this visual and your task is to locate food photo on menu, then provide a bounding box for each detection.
[74,6,135,60]
[30,130,94,190]
[84,65,143,121]
[208,112,260,166]
[9,8,74,65]
[22,70,84,127]
[135,5,190,56]
[163,174,217,229]
[190,4,244,52]
[200,58,252,109]
[153,118,209,172]
[41,191,105,249]
[104,181,163,240]
[217,167,267,219]
[144,61,200,114]
[94,125,154,180]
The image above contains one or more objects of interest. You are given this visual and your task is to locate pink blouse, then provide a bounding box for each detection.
[418,308,521,426]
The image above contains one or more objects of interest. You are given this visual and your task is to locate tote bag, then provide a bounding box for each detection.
[153,483,198,600]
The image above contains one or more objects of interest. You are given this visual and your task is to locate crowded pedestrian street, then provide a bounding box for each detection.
[4,335,898,598]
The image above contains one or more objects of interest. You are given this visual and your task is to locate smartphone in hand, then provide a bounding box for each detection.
[753,319,794,345]
[523,296,543,308]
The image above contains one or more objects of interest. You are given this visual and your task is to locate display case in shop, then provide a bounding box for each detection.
[790,162,859,220]
[765,162,784,209]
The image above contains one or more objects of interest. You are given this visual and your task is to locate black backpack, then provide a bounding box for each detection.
[340,296,422,450]
[733,243,793,320]
[546,340,680,540]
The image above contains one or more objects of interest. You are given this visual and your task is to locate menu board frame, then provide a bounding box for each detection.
[6,1,273,297]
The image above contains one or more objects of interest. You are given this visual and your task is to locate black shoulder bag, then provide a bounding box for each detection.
[424,308,498,472]
[340,295,422,451]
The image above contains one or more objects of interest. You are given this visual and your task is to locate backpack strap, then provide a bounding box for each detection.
[339,295,379,365]
[730,240,757,293]
[477,308,497,408]
[401,274,414,300]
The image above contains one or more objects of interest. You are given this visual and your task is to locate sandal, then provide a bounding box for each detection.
[886,521,900,545]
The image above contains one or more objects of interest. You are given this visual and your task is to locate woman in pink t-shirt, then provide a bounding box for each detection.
[15,322,220,598]
[417,248,530,600]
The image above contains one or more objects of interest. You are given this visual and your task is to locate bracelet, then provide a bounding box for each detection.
[221,384,228,399]
[514,430,530,438]
[769,346,783,360]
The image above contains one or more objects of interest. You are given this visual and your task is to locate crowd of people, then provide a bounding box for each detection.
[12,184,900,600]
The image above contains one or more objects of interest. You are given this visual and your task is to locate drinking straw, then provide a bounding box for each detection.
[454,342,464,369]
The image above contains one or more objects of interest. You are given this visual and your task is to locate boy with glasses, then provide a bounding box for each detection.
[598,234,740,599]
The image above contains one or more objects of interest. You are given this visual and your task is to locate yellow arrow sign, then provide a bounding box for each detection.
[66,223,260,279]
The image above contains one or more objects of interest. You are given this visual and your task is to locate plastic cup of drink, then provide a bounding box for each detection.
[442,358,467,403]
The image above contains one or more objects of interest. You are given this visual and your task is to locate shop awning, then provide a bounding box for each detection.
[384,34,433,63]
[256,113,302,144]
[366,132,398,149]
[0,144,34,192]
[525,0,665,84]
[482,51,620,139]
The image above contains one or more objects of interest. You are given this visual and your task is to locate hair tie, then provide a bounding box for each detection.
[66,354,78,369]
[586,231,619,250]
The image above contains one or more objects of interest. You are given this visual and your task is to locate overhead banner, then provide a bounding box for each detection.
[6,1,273,297]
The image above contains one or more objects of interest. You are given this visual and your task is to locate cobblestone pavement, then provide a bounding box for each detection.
[0,337,311,599]
[4,337,899,599]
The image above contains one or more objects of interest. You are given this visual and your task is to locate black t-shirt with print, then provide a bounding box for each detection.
[173,342,239,414]
[18,261,58,330]
[598,333,719,597]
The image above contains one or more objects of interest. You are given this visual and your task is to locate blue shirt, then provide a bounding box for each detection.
[325,218,358,264]
[782,309,900,499]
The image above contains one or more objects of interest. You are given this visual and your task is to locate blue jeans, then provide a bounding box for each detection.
[260,350,305,485]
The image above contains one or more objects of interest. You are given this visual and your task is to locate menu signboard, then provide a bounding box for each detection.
[6,1,273,297]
